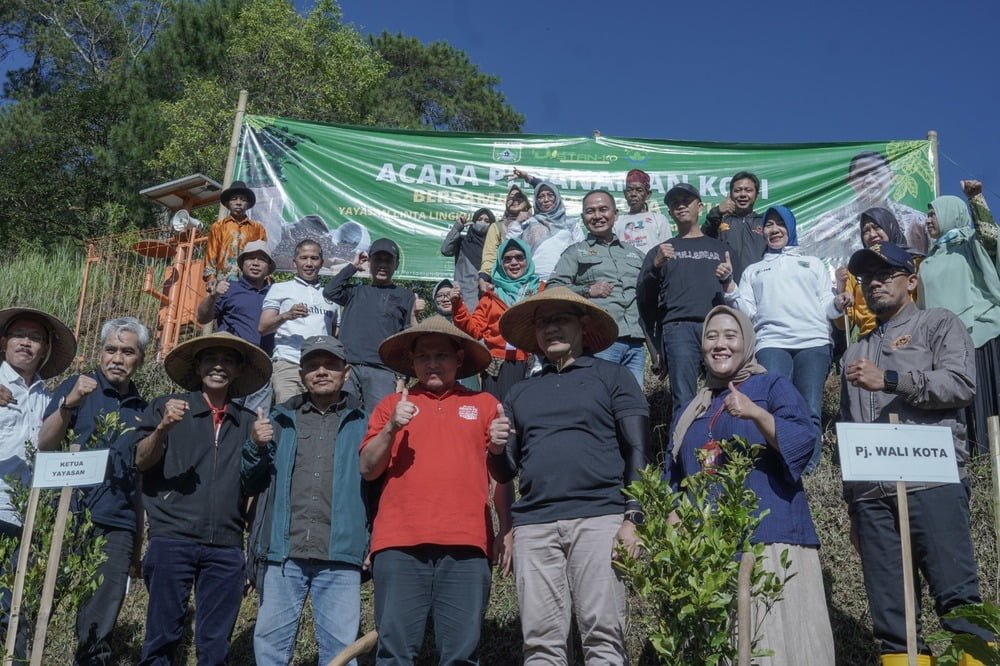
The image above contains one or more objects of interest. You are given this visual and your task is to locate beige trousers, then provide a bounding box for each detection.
[513,513,628,665]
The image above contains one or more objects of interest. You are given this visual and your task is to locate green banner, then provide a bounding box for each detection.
[234,115,936,279]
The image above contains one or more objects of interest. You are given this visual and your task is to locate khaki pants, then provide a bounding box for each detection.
[271,358,305,405]
[513,513,627,665]
[753,543,836,665]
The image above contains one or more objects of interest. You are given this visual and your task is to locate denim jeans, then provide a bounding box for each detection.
[254,559,361,666]
[75,526,134,666]
[756,345,830,472]
[594,337,647,389]
[661,321,704,417]
[372,546,491,665]
[140,537,244,666]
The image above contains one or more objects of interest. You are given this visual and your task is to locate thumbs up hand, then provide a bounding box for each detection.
[489,404,514,454]
[391,387,417,430]
[723,381,759,421]
[252,407,274,448]
[715,251,734,283]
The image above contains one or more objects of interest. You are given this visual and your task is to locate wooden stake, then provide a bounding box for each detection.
[988,416,1000,583]
[219,89,249,220]
[30,444,80,665]
[736,551,755,666]
[889,413,918,666]
[927,130,940,197]
[3,487,40,665]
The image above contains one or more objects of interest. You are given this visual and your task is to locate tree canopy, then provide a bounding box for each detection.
[0,0,523,255]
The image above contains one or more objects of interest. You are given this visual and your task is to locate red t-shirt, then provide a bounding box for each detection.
[361,384,499,556]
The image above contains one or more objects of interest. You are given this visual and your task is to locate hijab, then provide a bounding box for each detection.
[459,207,493,270]
[860,207,907,249]
[919,195,1000,346]
[491,238,541,306]
[529,182,568,230]
[762,206,798,251]
[671,305,767,459]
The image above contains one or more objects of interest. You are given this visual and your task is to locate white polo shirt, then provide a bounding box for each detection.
[263,276,339,364]
[0,361,51,526]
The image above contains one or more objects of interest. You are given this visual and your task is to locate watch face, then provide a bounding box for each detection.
[626,511,645,526]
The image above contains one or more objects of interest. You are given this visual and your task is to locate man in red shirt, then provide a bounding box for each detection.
[360,317,511,664]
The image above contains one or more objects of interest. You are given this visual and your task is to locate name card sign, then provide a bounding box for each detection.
[32,450,110,489]
[835,422,959,484]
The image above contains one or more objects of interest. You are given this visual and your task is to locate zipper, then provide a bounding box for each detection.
[870,328,886,496]
[210,420,219,544]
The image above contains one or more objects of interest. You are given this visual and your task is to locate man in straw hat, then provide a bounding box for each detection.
[0,306,77,659]
[359,316,512,664]
[203,179,268,287]
[38,316,150,666]
[130,332,271,665]
[489,286,650,665]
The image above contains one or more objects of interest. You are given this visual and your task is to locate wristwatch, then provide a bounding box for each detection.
[58,396,77,415]
[883,369,899,394]
[624,510,646,526]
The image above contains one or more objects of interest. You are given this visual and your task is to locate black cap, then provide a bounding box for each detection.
[300,335,347,363]
[664,182,702,205]
[369,238,400,260]
[848,242,916,276]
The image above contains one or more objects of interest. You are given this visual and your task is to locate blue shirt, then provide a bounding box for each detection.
[214,277,274,354]
[44,371,147,532]
[665,373,819,547]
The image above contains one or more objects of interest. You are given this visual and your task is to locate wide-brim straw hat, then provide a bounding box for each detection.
[164,332,272,398]
[499,286,619,354]
[378,316,491,379]
[0,307,77,379]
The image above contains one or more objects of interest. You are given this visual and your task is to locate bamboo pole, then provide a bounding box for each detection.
[736,552,756,666]
[927,130,940,197]
[3,488,40,665]
[219,89,249,219]
[988,416,1000,582]
[889,414,918,666]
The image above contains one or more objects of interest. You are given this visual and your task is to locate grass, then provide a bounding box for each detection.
[3,247,998,664]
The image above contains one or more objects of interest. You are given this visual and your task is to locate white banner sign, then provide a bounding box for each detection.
[836,422,960,483]
[32,449,110,489]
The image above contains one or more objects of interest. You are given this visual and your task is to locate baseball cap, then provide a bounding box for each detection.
[300,335,347,363]
[664,183,702,205]
[369,238,400,260]
[848,242,916,276]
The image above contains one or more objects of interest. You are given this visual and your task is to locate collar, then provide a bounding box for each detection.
[94,370,144,404]
[294,276,321,288]
[302,394,347,415]
[873,301,919,336]
[540,354,594,375]
[409,383,471,400]
[585,233,620,247]
[184,391,239,422]
[0,360,43,389]
[222,215,254,226]
[237,276,269,293]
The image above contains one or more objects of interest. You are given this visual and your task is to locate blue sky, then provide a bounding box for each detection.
[3,1,997,208]
[329,0,1000,209]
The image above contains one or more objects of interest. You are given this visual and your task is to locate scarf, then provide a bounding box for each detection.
[491,238,540,306]
[859,206,908,249]
[671,305,767,459]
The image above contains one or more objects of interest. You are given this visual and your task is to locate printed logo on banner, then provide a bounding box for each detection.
[493,142,522,163]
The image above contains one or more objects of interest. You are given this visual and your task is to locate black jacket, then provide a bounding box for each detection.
[135,391,254,547]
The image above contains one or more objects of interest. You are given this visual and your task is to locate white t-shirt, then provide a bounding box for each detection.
[614,211,674,257]
[262,276,339,363]
[0,362,50,525]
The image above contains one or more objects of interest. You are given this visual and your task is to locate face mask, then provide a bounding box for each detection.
[472,221,491,234]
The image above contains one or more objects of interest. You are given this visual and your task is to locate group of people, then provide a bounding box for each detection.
[0,168,997,665]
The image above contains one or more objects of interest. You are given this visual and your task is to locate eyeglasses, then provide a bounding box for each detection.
[857,270,909,286]
[502,254,526,264]
[533,312,581,329]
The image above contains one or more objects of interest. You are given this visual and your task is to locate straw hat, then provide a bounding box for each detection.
[0,307,77,379]
[499,286,618,354]
[378,316,491,379]
[164,332,272,398]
